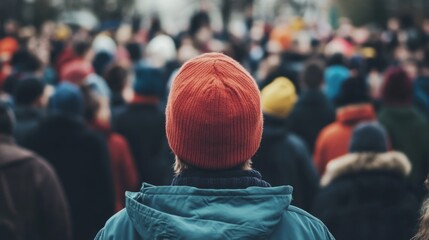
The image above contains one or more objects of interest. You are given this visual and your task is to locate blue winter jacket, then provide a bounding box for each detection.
[95,183,335,239]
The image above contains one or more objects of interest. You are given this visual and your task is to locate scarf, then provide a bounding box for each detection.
[172,169,271,189]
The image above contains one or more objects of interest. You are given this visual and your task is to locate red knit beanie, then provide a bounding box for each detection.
[381,67,413,106]
[166,52,263,170]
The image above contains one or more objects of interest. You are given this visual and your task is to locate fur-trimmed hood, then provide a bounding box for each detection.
[321,151,411,186]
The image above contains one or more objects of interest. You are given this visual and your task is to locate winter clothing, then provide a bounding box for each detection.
[289,89,336,153]
[166,53,263,170]
[414,76,429,119]
[314,151,419,240]
[113,96,170,185]
[92,122,139,212]
[381,67,413,106]
[253,114,319,211]
[145,34,177,67]
[133,64,165,97]
[13,106,45,145]
[172,169,271,189]
[92,34,117,55]
[49,82,85,116]
[349,122,388,153]
[261,77,297,118]
[0,135,71,240]
[25,113,115,240]
[324,65,350,101]
[26,84,115,239]
[378,106,429,194]
[96,183,334,240]
[86,73,111,97]
[60,60,94,84]
[314,104,376,174]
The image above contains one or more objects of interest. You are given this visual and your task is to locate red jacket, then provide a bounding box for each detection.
[313,104,376,174]
[93,122,140,212]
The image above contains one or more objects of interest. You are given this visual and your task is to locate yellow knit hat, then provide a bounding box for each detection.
[261,77,297,118]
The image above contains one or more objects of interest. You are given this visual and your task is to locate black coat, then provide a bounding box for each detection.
[313,152,419,240]
[113,103,172,185]
[289,89,335,153]
[25,113,115,240]
[253,115,319,212]
[13,106,45,145]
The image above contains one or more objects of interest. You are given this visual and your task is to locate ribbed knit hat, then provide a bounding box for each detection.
[349,122,388,153]
[261,77,297,118]
[381,67,412,106]
[166,53,263,170]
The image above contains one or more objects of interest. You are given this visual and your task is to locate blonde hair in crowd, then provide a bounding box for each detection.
[174,157,253,176]
[414,197,429,240]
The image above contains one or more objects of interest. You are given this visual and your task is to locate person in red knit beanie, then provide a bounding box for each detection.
[96,53,334,240]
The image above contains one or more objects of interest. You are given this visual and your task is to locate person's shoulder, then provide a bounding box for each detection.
[278,205,335,239]
[95,209,139,240]
[285,205,326,225]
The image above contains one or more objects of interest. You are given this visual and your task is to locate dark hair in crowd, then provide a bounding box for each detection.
[73,40,92,57]
[13,77,45,106]
[104,65,128,93]
[302,60,324,89]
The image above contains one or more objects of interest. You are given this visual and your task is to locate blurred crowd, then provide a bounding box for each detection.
[1,8,429,240]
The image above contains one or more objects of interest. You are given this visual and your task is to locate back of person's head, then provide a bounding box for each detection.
[133,64,164,97]
[12,77,45,106]
[10,50,42,73]
[261,77,297,118]
[381,67,412,106]
[92,51,114,76]
[125,43,142,63]
[327,53,347,67]
[302,60,324,89]
[49,82,84,117]
[189,11,210,38]
[349,122,388,153]
[0,102,14,135]
[72,40,92,58]
[167,53,262,171]
[335,76,370,107]
[60,61,93,84]
[104,64,129,93]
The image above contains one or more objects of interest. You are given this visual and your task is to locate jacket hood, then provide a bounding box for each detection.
[125,183,293,239]
[336,104,375,125]
[321,151,411,186]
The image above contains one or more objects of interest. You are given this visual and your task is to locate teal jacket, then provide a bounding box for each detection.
[96,183,335,239]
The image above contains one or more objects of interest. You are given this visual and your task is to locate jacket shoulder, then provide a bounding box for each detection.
[95,209,140,240]
[270,205,335,240]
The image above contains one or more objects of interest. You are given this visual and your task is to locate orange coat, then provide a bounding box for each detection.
[313,104,376,174]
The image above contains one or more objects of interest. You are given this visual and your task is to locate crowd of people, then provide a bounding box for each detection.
[0,8,429,240]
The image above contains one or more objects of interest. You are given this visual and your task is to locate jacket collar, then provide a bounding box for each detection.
[321,151,411,186]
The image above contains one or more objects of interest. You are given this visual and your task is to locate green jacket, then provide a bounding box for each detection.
[378,106,429,187]
[95,183,335,239]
